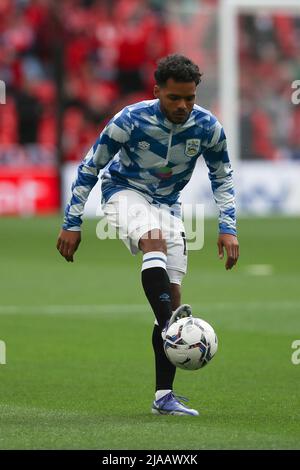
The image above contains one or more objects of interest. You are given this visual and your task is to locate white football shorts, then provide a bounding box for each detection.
[102,189,187,283]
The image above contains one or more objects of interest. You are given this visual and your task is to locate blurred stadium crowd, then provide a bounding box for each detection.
[239,13,300,161]
[0,0,299,164]
[0,0,218,164]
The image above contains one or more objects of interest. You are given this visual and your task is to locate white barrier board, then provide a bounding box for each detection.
[62,160,300,219]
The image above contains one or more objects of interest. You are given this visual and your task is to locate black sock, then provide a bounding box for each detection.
[141,266,172,330]
[141,252,176,392]
[152,324,176,391]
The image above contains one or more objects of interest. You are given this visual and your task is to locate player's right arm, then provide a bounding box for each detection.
[57,107,132,262]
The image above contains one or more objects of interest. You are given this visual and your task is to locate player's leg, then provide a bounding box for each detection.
[164,214,190,329]
[103,191,172,329]
[103,191,197,415]
[150,208,198,416]
[139,230,173,330]
[140,228,196,417]
[151,271,198,416]
[150,281,182,400]
[139,229,176,396]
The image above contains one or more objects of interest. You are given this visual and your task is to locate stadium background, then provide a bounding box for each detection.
[0,0,300,450]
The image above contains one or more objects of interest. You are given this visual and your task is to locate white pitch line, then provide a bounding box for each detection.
[0,403,89,419]
[0,300,300,315]
[0,304,148,315]
[245,264,274,276]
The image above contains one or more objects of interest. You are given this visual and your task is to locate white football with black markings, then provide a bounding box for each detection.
[164,316,218,370]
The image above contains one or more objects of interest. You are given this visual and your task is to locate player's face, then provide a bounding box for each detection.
[154,78,196,124]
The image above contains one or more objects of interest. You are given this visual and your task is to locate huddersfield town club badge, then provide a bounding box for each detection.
[185,139,200,157]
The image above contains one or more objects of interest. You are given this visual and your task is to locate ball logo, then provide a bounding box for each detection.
[185,139,200,157]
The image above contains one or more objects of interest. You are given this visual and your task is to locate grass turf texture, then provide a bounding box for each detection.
[0,215,299,450]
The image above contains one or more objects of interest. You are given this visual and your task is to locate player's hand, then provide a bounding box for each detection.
[56,229,81,262]
[217,233,239,270]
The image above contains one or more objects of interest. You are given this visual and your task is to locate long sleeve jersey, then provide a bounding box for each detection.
[63,99,237,235]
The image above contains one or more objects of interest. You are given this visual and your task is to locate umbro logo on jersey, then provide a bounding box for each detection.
[137,141,150,150]
[185,139,200,157]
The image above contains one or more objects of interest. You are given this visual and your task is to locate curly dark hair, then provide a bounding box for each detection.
[154,54,202,86]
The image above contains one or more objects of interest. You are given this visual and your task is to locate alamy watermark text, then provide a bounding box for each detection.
[291,340,300,365]
[291,80,300,105]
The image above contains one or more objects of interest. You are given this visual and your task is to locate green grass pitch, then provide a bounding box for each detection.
[0,215,299,449]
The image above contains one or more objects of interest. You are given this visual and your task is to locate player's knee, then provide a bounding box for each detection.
[139,229,167,254]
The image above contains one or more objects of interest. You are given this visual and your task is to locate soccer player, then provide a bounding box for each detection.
[57,54,239,416]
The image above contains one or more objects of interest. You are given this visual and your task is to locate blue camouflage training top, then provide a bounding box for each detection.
[63,99,236,235]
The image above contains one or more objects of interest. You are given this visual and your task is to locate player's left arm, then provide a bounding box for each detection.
[202,118,239,270]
